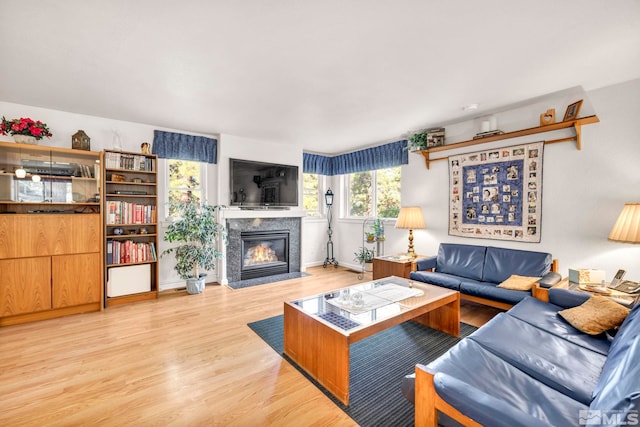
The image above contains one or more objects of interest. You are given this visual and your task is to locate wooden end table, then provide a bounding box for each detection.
[373,254,425,279]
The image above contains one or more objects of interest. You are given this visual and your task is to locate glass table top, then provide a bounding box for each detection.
[290,276,456,332]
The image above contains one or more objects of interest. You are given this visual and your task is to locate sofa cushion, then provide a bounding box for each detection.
[559,296,630,335]
[436,243,486,281]
[507,297,611,355]
[426,339,588,426]
[482,246,552,284]
[548,288,591,308]
[468,313,606,405]
[589,335,640,421]
[460,280,530,305]
[497,274,541,291]
[592,302,640,400]
[409,271,461,291]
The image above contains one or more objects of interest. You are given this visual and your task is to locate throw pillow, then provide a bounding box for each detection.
[497,275,541,291]
[558,295,631,335]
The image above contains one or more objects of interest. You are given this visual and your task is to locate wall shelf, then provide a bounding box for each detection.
[415,115,599,169]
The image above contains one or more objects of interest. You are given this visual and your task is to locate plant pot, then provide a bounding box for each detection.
[364,262,373,272]
[13,135,37,144]
[186,276,206,294]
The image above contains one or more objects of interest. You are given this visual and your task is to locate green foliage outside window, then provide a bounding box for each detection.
[303,173,320,216]
[348,167,400,218]
[168,159,202,217]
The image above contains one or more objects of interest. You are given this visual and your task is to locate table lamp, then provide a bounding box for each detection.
[396,206,426,259]
[608,203,640,244]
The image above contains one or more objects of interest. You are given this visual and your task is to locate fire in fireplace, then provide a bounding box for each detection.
[240,230,289,280]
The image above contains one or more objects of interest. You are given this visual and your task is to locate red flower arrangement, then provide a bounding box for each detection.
[1,116,53,140]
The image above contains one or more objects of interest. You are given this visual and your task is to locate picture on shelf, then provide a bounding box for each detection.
[563,99,583,121]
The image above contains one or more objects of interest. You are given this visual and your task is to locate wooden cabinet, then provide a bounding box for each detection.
[52,253,102,308]
[373,255,423,279]
[102,149,158,307]
[0,142,102,326]
[0,214,102,326]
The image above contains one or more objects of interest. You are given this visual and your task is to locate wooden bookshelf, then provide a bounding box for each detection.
[102,149,159,307]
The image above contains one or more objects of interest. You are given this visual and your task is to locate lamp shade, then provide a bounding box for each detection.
[396,206,426,230]
[608,203,640,243]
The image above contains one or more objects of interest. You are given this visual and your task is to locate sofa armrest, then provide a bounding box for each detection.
[430,372,549,427]
[414,256,437,272]
[537,271,562,288]
[548,288,590,308]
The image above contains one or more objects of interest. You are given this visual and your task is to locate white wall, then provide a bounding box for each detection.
[334,79,640,280]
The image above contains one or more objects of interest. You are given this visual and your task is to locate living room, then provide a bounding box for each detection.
[1,1,640,426]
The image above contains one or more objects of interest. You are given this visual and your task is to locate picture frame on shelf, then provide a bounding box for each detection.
[563,100,583,121]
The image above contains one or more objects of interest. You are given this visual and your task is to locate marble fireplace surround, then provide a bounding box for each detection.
[220,209,305,285]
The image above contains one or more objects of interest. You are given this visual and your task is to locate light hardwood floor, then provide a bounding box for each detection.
[0,267,500,426]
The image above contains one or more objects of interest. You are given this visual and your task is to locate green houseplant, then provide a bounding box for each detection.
[162,201,226,294]
[354,246,375,266]
[408,131,428,151]
[371,218,385,241]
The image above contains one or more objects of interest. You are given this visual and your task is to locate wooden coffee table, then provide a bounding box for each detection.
[283,276,459,405]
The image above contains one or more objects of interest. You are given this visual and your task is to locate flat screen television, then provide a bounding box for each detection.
[230,158,299,208]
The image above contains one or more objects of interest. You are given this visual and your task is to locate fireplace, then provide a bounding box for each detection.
[240,230,289,280]
[224,216,301,284]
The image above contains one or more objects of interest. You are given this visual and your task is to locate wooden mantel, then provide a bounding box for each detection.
[416,115,599,169]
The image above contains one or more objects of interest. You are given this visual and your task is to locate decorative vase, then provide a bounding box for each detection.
[185,276,206,294]
[13,135,37,144]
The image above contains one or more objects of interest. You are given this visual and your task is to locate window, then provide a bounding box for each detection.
[303,173,322,217]
[166,159,206,217]
[347,167,401,218]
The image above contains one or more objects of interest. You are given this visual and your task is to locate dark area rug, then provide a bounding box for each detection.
[227,272,309,289]
[248,314,477,426]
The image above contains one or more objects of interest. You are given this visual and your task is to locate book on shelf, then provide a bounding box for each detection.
[105,151,154,171]
[107,240,157,265]
[106,201,156,224]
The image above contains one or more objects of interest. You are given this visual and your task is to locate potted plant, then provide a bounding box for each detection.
[162,201,226,294]
[408,131,428,151]
[371,218,385,241]
[354,247,375,271]
[365,231,376,242]
[0,116,53,144]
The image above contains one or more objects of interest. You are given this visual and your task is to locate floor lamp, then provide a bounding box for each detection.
[396,206,426,259]
[323,188,339,268]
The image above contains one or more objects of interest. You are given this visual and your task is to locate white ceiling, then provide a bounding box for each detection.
[1,0,639,154]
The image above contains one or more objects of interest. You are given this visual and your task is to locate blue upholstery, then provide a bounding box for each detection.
[414,256,437,271]
[409,271,461,291]
[404,294,639,426]
[590,336,640,420]
[548,287,590,308]
[412,243,557,306]
[468,313,606,404]
[507,296,611,355]
[459,280,529,305]
[435,243,486,281]
[425,339,588,426]
[482,246,553,284]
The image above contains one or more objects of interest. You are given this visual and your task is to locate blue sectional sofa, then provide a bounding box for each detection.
[404,288,640,427]
[410,243,560,309]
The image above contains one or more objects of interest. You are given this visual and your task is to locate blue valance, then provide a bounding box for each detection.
[303,152,334,175]
[303,140,408,176]
[152,130,218,164]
